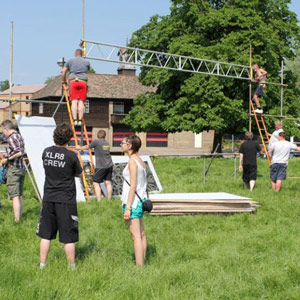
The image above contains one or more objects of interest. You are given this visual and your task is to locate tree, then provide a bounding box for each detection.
[0,80,10,92]
[44,77,54,84]
[88,67,96,74]
[123,0,300,149]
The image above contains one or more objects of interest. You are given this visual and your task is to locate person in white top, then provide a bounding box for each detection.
[268,132,300,192]
[268,120,284,149]
[121,135,147,266]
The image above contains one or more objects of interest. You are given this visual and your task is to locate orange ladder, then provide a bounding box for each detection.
[250,101,271,165]
[62,83,95,201]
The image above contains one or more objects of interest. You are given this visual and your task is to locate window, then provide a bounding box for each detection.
[85,100,89,113]
[113,102,124,115]
[39,103,44,114]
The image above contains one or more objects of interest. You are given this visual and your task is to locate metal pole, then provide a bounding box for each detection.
[280,60,284,118]
[9,21,14,121]
[203,157,206,184]
[249,44,252,131]
[234,154,237,180]
[82,0,86,56]
[231,134,234,152]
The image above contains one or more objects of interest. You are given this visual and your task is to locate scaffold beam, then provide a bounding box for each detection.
[83,39,286,86]
[84,39,251,80]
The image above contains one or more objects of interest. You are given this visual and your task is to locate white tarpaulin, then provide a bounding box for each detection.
[15,115,86,202]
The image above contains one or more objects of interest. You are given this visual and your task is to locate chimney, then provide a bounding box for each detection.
[117,48,136,76]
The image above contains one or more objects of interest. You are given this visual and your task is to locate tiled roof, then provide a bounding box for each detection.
[0,102,9,109]
[32,74,156,100]
[1,84,46,95]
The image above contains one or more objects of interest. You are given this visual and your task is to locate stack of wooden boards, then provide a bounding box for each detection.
[149,192,259,215]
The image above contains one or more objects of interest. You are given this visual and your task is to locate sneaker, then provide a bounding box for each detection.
[73,120,78,126]
[77,120,82,126]
[255,108,263,114]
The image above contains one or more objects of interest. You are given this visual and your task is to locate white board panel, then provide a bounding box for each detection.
[149,192,251,200]
[82,154,163,195]
[15,115,85,202]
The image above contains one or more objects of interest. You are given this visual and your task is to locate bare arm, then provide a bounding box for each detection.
[123,159,138,220]
[75,145,89,151]
[239,153,243,172]
[8,151,22,160]
[62,66,68,83]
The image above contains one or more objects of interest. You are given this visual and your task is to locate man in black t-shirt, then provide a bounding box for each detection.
[76,129,113,201]
[239,132,262,191]
[36,123,82,270]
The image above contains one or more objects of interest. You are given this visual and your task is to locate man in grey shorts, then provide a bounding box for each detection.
[62,49,90,126]
[0,120,25,222]
[76,130,113,201]
[268,132,300,192]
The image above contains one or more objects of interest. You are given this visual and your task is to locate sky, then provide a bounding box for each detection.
[0,0,300,86]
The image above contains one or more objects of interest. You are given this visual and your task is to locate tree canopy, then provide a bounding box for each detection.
[0,80,10,92]
[124,0,300,140]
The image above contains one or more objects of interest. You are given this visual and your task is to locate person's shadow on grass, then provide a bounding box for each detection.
[131,244,157,265]
[76,242,97,261]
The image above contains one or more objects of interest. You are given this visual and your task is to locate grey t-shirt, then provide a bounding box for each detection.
[65,57,90,80]
[270,141,296,165]
[89,139,113,169]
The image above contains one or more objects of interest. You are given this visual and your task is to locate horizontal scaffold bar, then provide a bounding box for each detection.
[83,39,286,86]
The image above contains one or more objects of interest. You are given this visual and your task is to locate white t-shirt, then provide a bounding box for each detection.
[269,128,284,148]
[270,141,296,165]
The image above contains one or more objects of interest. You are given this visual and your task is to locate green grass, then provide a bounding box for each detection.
[1,157,300,299]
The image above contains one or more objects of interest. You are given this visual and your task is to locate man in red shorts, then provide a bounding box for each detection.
[62,49,90,126]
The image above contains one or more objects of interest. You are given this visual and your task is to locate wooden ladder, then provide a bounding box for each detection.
[250,101,271,165]
[62,83,95,201]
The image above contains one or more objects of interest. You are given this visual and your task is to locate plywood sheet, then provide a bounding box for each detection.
[15,115,85,202]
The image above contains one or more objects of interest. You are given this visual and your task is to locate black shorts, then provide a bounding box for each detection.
[93,166,113,183]
[36,202,79,243]
[270,163,287,181]
[242,164,257,183]
[254,85,264,97]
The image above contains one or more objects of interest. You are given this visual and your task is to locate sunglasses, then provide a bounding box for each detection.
[120,141,130,145]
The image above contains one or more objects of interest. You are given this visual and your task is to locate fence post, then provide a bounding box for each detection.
[203,156,206,184]
[234,153,237,180]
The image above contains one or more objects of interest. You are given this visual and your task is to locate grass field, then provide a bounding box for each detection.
[1,157,300,299]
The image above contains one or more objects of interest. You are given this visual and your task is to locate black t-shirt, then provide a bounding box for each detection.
[42,146,82,204]
[239,140,261,165]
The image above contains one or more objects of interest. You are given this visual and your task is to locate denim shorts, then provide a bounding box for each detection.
[270,163,287,181]
[122,200,144,219]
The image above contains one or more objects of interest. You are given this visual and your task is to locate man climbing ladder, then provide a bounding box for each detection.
[62,49,90,126]
[252,64,267,114]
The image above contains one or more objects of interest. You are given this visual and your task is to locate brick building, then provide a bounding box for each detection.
[31,70,214,155]
[0,84,46,123]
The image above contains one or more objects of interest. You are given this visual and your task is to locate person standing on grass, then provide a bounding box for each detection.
[36,123,82,270]
[121,135,147,266]
[268,132,300,192]
[62,49,90,126]
[0,120,25,222]
[239,132,262,191]
[75,130,113,201]
[268,120,284,149]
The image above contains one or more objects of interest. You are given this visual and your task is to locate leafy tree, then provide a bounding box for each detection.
[0,80,10,92]
[123,0,300,149]
[44,77,54,84]
[88,67,96,74]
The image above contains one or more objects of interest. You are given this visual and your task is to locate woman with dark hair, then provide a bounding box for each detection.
[120,135,147,266]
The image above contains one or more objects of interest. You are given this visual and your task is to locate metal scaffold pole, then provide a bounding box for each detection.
[9,21,14,121]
